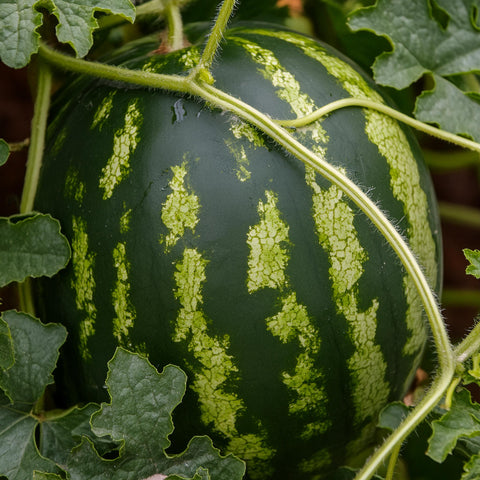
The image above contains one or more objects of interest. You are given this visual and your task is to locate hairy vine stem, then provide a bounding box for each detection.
[21,60,52,214]
[276,97,480,153]
[35,18,464,480]
[189,0,237,80]
[190,81,456,480]
[18,58,53,316]
[164,0,185,50]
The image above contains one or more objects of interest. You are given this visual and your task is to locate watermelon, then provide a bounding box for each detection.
[34,24,442,479]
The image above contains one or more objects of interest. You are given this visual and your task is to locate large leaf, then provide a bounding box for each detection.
[0,214,71,287]
[427,388,480,463]
[39,403,116,466]
[0,311,67,479]
[349,0,480,141]
[0,310,67,405]
[66,348,246,480]
[0,0,135,68]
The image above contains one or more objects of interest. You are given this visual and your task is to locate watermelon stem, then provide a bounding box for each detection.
[275,98,480,153]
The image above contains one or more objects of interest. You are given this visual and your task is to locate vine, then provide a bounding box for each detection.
[21,0,480,478]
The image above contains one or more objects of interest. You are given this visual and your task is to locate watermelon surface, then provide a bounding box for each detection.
[34,24,442,480]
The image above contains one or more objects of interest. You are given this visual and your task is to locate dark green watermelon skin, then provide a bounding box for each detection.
[34,25,442,479]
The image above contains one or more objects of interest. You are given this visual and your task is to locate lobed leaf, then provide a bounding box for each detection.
[0,311,67,479]
[0,406,60,479]
[0,310,67,404]
[462,454,480,480]
[416,75,480,141]
[427,388,480,463]
[0,0,136,69]
[0,213,71,287]
[464,248,480,279]
[349,0,480,141]
[67,348,246,480]
[39,403,116,466]
[91,349,187,455]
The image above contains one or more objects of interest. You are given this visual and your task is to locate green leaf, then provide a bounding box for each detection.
[377,401,410,432]
[66,348,245,480]
[39,404,116,466]
[0,0,136,69]
[0,310,66,404]
[349,0,480,141]
[0,213,71,288]
[427,388,480,463]
[462,454,480,480]
[0,139,9,166]
[33,472,64,480]
[0,406,60,479]
[0,311,67,479]
[0,317,13,371]
[416,75,480,141]
[464,248,480,278]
